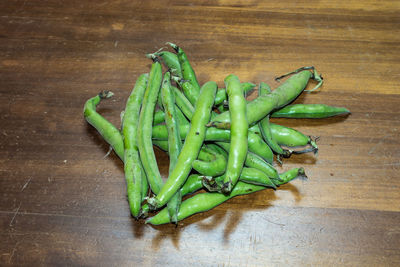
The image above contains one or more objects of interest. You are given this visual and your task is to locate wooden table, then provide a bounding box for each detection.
[1,1,399,266]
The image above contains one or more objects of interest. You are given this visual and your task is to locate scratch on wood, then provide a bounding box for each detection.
[9,202,22,227]
[21,177,32,191]
[8,240,21,263]
[368,134,390,155]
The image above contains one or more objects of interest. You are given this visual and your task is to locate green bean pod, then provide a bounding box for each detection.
[257,82,291,158]
[83,91,124,160]
[84,95,150,215]
[168,42,201,105]
[156,51,183,78]
[148,81,217,209]
[137,59,164,194]
[152,124,273,163]
[161,72,183,223]
[154,140,228,177]
[203,167,276,192]
[211,68,321,127]
[174,107,189,126]
[235,168,275,188]
[153,110,165,125]
[174,78,199,107]
[271,104,350,118]
[276,167,306,186]
[122,74,149,218]
[223,74,248,193]
[192,145,227,177]
[269,123,317,153]
[247,131,274,164]
[216,142,281,183]
[217,102,229,113]
[171,86,195,119]
[153,87,193,125]
[140,174,204,218]
[214,82,256,105]
[146,181,266,225]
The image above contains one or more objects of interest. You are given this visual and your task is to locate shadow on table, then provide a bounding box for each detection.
[146,181,302,250]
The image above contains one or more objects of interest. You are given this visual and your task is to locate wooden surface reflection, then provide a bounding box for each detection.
[1,0,400,266]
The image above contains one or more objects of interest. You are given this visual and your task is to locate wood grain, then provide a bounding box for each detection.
[1,0,400,266]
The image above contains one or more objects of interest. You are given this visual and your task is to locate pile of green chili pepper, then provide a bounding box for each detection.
[83,43,350,225]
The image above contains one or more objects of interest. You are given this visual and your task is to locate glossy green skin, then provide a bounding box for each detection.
[211,70,313,127]
[84,91,124,161]
[271,104,350,118]
[153,110,165,125]
[168,43,200,105]
[122,74,149,218]
[157,51,183,78]
[141,166,306,219]
[173,45,201,97]
[148,81,217,209]
[140,174,203,217]
[214,82,256,105]
[247,130,274,164]
[269,123,310,147]
[177,80,199,107]
[192,145,227,177]
[171,86,195,119]
[84,92,150,215]
[216,142,280,183]
[217,103,229,113]
[257,82,287,156]
[137,61,164,194]
[223,74,248,193]
[276,167,306,186]
[146,168,306,224]
[146,181,266,225]
[161,72,183,223]
[152,124,273,163]
[153,87,194,125]
[234,168,275,188]
[174,106,189,126]
[204,167,276,192]
[154,140,227,177]
[156,81,187,126]
[161,72,182,170]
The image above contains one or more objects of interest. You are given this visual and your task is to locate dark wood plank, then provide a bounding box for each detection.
[1,0,400,266]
